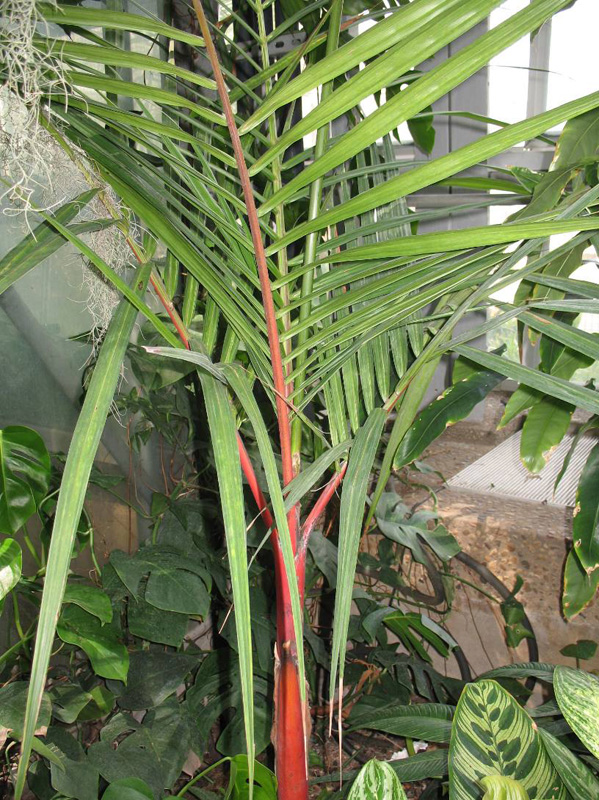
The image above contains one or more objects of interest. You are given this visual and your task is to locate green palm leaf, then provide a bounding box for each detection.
[14,263,153,800]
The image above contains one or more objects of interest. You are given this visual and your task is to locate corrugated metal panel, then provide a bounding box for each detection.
[447,432,597,508]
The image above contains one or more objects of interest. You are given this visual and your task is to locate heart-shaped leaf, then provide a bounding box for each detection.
[0,426,51,534]
[0,537,22,604]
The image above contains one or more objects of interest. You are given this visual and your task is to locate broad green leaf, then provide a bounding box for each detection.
[118,651,196,710]
[560,639,598,661]
[0,189,100,295]
[0,682,52,740]
[102,778,154,800]
[451,346,599,417]
[39,3,206,47]
[480,776,529,800]
[57,605,129,682]
[329,409,386,708]
[14,263,152,800]
[45,727,99,800]
[449,680,565,800]
[520,398,572,474]
[554,666,599,759]
[374,493,460,566]
[127,595,189,648]
[553,107,599,170]
[63,584,113,624]
[88,700,189,799]
[349,703,454,743]
[50,684,94,725]
[311,749,449,787]
[394,365,503,469]
[347,759,408,800]
[573,443,599,574]
[0,538,22,604]
[478,663,555,683]
[225,755,277,800]
[562,550,599,620]
[110,547,211,617]
[0,426,51,535]
[539,727,599,800]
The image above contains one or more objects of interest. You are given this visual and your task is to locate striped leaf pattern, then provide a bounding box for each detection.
[449,680,566,800]
[480,776,529,799]
[554,666,599,759]
[539,727,599,800]
[347,759,407,800]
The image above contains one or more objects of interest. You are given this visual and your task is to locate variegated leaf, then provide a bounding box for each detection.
[347,759,407,800]
[554,666,599,759]
[480,775,529,799]
[539,727,599,800]
[449,680,566,800]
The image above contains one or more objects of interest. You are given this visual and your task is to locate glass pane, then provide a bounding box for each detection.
[489,0,530,126]
[547,0,599,120]
[487,203,526,362]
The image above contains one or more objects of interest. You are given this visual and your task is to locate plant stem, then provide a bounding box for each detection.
[12,593,25,643]
[192,0,294,494]
[175,756,230,797]
[0,625,35,668]
[290,0,343,467]
[191,4,315,796]
[255,0,293,363]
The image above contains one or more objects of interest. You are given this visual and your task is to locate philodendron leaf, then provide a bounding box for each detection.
[559,639,598,661]
[0,682,52,743]
[0,538,22,606]
[394,365,503,469]
[63,584,113,624]
[519,397,573,474]
[480,776,529,799]
[0,426,51,535]
[572,443,599,574]
[562,549,599,620]
[102,777,154,800]
[110,546,211,617]
[224,755,277,800]
[554,666,599,759]
[449,680,566,800]
[45,727,99,800]
[347,759,408,800]
[57,605,129,682]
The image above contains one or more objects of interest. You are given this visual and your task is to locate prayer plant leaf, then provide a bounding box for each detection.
[449,680,565,800]
[347,758,408,800]
[554,666,599,760]
[539,727,599,800]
